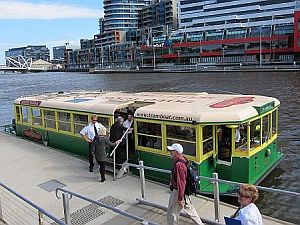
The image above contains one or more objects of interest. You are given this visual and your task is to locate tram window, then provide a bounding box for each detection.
[235,124,248,150]
[262,114,271,144]
[74,113,88,134]
[250,119,261,149]
[272,110,277,136]
[32,108,42,126]
[58,111,71,132]
[97,116,109,129]
[166,125,196,141]
[15,106,21,123]
[44,110,56,129]
[202,125,213,155]
[137,121,162,150]
[167,124,196,157]
[21,106,31,123]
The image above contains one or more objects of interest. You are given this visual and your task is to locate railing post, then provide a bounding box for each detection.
[38,210,44,225]
[62,193,71,225]
[113,151,116,180]
[212,173,220,222]
[126,133,129,162]
[0,196,3,222]
[139,161,146,199]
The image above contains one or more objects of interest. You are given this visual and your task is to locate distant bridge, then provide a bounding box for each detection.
[0,56,33,73]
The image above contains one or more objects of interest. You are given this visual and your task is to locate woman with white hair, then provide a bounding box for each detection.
[91,127,121,182]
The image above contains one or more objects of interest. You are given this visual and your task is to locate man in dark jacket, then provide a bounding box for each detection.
[109,116,126,163]
[167,143,203,225]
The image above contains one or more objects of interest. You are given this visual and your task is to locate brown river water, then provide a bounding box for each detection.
[0,71,299,223]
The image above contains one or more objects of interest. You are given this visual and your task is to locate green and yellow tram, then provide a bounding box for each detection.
[13,91,283,194]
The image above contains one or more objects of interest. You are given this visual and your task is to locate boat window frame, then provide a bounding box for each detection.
[43,108,57,131]
[14,105,22,123]
[134,118,198,161]
[165,121,198,160]
[200,125,214,161]
[21,106,31,125]
[135,119,163,154]
[57,110,72,134]
[31,107,43,127]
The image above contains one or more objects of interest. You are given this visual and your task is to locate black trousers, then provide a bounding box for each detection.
[88,143,94,169]
[97,161,106,180]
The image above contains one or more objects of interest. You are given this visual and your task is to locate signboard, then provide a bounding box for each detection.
[20,100,42,106]
[254,101,275,115]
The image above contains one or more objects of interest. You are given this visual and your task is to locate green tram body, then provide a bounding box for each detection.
[13,91,284,194]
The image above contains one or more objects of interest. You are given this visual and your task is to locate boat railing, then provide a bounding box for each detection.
[0,182,66,225]
[118,161,300,223]
[55,187,159,225]
[109,126,131,180]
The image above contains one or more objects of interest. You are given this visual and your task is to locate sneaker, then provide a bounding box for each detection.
[89,168,93,172]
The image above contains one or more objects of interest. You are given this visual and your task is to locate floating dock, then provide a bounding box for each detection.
[0,132,291,225]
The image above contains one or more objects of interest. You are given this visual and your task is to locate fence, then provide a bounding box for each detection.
[0,182,65,225]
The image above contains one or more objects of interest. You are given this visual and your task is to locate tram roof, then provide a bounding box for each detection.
[14,91,280,123]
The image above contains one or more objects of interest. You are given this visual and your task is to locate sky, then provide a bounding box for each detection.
[0,0,104,64]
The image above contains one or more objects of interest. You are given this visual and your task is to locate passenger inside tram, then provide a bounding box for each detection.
[217,126,232,161]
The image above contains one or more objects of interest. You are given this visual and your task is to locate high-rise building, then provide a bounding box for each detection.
[53,46,66,60]
[179,0,295,34]
[103,0,151,32]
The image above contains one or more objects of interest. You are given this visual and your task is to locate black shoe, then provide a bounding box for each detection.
[89,168,93,172]
[100,178,106,182]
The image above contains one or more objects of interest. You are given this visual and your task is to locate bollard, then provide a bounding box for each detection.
[62,193,71,225]
[213,173,220,222]
[139,161,146,199]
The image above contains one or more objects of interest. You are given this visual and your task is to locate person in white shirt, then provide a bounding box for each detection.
[80,115,105,172]
[123,114,133,130]
[233,184,263,225]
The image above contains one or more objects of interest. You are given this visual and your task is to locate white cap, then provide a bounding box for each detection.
[167,143,183,154]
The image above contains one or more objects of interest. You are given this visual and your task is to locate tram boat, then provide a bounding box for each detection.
[13,91,284,194]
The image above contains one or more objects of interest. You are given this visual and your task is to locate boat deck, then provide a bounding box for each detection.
[0,132,291,225]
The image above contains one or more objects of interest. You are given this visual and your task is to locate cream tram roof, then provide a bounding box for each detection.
[15,91,280,123]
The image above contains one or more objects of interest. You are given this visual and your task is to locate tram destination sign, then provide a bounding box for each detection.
[20,100,42,106]
[254,101,275,115]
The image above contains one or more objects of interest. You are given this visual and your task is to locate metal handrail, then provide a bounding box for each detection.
[0,182,65,225]
[121,162,300,197]
[55,188,158,225]
[109,127,131,179]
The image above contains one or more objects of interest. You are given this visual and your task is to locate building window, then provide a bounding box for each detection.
[167,124,196,157]
[137,121,162,150]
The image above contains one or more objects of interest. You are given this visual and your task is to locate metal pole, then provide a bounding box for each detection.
[0,196,3,222]
[153,47,156,70]
[113,151,116,180]
[259,27,262,67]
[213,173,220,222]
[126,133,129,162]
[38,210,44,225]
[139,161,146,199]
[62,193,71,225]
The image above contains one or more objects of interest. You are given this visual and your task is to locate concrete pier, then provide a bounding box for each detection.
[0,132,291,225]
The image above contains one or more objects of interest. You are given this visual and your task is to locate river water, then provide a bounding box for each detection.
[0,71,299,223]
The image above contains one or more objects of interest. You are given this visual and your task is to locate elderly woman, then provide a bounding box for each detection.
[91,128,121,182]
[233,184,263,225]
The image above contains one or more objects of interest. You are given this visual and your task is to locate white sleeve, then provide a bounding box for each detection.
[80,126,87,135]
